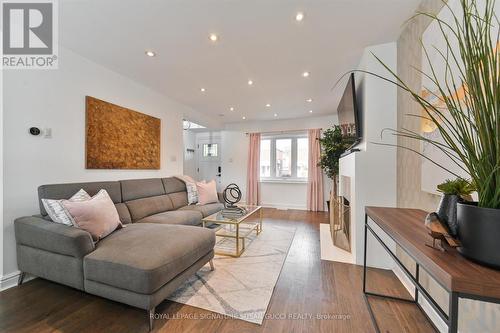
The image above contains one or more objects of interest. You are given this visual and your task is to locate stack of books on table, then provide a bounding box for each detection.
[221,207,246,219]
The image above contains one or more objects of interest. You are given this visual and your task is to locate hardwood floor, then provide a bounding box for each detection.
[0,209,435,332]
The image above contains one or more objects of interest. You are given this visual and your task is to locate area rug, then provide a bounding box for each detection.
[167,223,296,324]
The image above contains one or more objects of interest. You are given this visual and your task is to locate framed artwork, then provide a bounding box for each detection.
[85,96,161,169]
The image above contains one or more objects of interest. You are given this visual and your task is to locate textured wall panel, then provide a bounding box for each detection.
[85,96,160,169]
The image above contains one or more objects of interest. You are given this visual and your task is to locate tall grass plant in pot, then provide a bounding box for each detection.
[351,0,499,267]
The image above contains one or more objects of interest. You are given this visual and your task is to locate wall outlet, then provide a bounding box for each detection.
[44,128,52,138]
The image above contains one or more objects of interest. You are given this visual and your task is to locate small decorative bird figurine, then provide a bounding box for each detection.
[424,212,461,251]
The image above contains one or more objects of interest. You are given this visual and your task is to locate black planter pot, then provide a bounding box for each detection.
[437,194,460,236]
[457,202,500,269]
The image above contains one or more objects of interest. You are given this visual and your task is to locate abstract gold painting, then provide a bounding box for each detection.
[85,96,161,169]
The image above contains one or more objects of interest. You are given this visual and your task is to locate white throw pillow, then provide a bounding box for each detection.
[42,189,91,226]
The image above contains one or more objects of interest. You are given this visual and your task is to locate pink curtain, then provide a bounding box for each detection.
[307,129,324,211]
[246,133,261,206]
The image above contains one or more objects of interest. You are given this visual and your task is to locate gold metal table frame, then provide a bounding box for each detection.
[202,205,263,257]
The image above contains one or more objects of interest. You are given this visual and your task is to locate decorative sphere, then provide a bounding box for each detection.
[223,183,242,207]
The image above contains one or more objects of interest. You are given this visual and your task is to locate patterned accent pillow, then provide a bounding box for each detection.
[185,181,199,205]
[175,175,200,205]
[42,189,91,226]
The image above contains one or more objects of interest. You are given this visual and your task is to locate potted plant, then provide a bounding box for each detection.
[318,125,356,208]
[355,0,499,267]
[436,178,475,237]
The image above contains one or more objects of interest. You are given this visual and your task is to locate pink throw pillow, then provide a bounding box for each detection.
[62,190,121,240]
[196,180,218,205]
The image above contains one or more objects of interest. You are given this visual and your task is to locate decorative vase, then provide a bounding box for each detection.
[437,194,460,236]
[457,202,500,269]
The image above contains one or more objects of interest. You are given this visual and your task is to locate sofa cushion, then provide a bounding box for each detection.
[168,192,189,209]
[125,195,174,221]
[179,203,224,217]
[114,203,132,224]
[162,177,186,194]
[120,178,165,202]
[83,224,215,294]
[137,210,203,226]
[38,181,122,216]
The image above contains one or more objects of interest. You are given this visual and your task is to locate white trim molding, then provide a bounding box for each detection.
[0,271,35,291]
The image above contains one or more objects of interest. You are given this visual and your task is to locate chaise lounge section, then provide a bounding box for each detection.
[14,177,223,330]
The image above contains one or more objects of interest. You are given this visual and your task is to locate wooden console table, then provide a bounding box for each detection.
[364,207,500,333]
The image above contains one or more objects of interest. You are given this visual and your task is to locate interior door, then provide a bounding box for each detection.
[197,138,222,190]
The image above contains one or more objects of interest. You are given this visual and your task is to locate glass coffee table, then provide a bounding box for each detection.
[202,205,262,257]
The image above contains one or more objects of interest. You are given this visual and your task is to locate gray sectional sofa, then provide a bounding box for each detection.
[14,177,224,330]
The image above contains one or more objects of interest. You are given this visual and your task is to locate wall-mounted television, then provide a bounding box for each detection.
[337,73,362,144]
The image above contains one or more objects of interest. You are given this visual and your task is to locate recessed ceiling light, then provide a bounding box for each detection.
[247,79,254,86]
[309,110,313,113]
[230,107,235,111]
[209,33,218,42]
[295,12,304,22]
[145,50,156,57]
[242,116,246,120]
[266,103,271,108]
[302,71,310,78]
[306,98,313,103]
[200,88,206,92]
[274,113,278,117]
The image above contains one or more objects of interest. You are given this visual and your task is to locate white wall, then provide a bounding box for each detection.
[221,115,337,210]
[2,47,216,279]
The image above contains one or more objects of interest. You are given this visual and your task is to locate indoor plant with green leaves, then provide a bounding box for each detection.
[364,0,499,267]
[436,178,476,237]
[318,125,356,203]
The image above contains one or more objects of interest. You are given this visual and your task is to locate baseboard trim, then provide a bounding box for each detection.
[260,203,307,210]
[0,271,35,291]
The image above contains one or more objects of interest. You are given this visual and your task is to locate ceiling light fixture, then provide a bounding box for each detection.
[209,33,218,42]
[306,98,313,103]
[145,50,156,57]
[309,110,313,113]
[242,116,246,120]
[274,113,278,117]
[302,71,310,78]
[230,107,235,111]
[266,103,271,108]
[247,79,254,86]
[200,88,206,92]
[295,12,304,22]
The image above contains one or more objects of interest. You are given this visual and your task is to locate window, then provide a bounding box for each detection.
[276,139,292,177]
[260,139,271,177]
[203,143,218,157]
[260,134,309,181]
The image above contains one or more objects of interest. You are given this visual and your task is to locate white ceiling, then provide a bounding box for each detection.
[59,0,421,125]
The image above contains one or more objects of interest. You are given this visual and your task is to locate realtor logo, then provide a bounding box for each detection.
[2,0,58,69]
